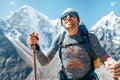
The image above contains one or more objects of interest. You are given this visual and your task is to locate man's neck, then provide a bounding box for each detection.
[66,26,78,35]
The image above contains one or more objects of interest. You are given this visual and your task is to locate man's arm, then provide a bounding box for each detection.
[36,48,51,66]
[88,33,120,78]
[101,53,110,62]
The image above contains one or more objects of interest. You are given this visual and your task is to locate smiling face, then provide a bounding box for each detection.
[60,8,80,30]
[61,12,79,30]
[60,8,80,35]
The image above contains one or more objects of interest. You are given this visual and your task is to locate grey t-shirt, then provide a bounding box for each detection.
[37,30,107,79]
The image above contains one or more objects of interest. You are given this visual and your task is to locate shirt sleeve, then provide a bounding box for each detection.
[88,33,107,60]
[46,34,60,60]
[36,34,60,66]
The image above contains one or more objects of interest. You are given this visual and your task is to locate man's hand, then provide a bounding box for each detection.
[27,32,39,46]
[104,58,120,78]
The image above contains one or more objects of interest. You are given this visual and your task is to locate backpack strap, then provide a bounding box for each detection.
[58,31,68,79]
[79,25,95,69]
[57,31,66,67]
[78,25,92,59]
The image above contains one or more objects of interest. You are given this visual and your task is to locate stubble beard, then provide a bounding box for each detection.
[65,23,75,29]
[65,23,77,30]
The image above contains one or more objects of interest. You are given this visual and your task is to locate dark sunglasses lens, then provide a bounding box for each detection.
[61,14,68,19]
[61,12,77,19]
[69,13,77,18]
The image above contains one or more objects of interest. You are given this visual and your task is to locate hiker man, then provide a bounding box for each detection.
[27,8,120,80]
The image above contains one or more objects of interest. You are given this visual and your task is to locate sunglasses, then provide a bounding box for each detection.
[61,12,78,20]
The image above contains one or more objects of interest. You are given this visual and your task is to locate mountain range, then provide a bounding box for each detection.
[0,5,120,80]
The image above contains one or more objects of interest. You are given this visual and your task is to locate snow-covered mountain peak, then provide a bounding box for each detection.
[3,5,51,34]
[1,5,58,50]
[6,5,31,19]
[91,11,120,31]
[104,11,118,22]
[7,5,48,21]
[19,5,34,11]
[19,5,49,19]
[108,11,115,17]
[90,11,120,45]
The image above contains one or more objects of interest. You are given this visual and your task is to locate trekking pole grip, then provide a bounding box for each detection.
[31,44,37,80]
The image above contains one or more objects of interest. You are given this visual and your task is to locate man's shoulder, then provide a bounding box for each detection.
[88,32,98,40]
[88,32,97,37]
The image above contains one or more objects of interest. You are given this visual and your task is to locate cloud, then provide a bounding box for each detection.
[9,1,16,6]
[110,1,117,7]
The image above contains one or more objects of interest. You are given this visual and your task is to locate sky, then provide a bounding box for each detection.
[0,0,120,29]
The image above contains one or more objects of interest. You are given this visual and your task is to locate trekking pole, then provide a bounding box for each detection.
[31,44,37,80]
